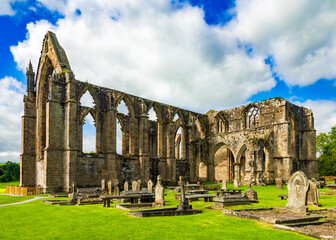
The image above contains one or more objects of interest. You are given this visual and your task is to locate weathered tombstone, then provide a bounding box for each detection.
[124,181,129,191]
[147,179,153,193]
[286,171,309,212]
[137,179,142,191]
[327,208,336,220]
[72,182,77,193]
[132,181,137,191]
[108,180,112,195]
[101,179,105,190]
[244,184,258,202]
[178,176,183,186]
[307,180,319,206]
[221,180,227,190]
[275,178,283,189]
[233,178,239,188]
[197,180,200,186]
[114,179,120,195]
[155,175,165,205]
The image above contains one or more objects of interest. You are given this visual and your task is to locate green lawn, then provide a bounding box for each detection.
[1,182,335,239]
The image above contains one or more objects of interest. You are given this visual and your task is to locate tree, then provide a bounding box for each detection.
[316,126,336,176]
[0,161,20,182]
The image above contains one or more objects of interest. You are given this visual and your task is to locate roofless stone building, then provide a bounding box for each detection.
[20,32,318,192]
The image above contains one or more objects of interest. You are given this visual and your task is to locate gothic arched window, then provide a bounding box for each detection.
[246,106,259,128]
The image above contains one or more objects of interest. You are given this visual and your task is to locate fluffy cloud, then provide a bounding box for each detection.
[0,77,25,163]
[11,0,274,112]
[231,0,336,86]
[0,0,15,16]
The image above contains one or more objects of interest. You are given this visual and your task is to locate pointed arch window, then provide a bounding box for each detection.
[216,112,229,133]
[246,106,259,128]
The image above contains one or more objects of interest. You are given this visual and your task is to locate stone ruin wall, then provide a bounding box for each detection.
[20,31,318,192]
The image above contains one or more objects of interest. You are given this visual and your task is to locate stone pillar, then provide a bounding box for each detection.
[139,113,150,181]
[20,92,36,187]
[234,163,241,184]
[166,122,176,183]
[63,72,77,192]
[105,107,118,180]
[181,126,187,159]
[129,117,139,156]
[188,126,196,182]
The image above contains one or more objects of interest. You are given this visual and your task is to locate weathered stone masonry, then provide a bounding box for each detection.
[20,32,318,192]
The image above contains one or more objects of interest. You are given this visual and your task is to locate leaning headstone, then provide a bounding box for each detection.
[155,175,165,205]
[147,179,153,193]
[307,180,319,206]
[114,179,120,195]
[275,178,283,189]
[286,171,309,212]
[132,181,137,191]
[137,180,142,191]
[108,180,112,195]
[101,179,105,190]
[178,176,183,186]
[222,180,227,190]
[233,178,239,188]
[244,184,258,202]
[327,208,336,220]
[124,181,129,191]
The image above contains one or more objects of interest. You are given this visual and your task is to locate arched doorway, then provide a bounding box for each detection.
[199,162,207,180]
[214,144,235,181]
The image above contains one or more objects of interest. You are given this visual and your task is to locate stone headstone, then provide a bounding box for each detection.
[101,179,105,190]
[178,176,183,186]
[307,180,319,206]
[286,171,309,213]
[221,180,227,190]
[275,178,283,189]
[147,179,153,193]
[124,181,129,191]
[137,180,142,191]
[114,179,119,195]
[233,178,239,188]
[327,208,336,220]
[108,180,112,195]
[197,181,200,186]
[155,175,165,205]
[132,181,137,191]
[244,185,258,202]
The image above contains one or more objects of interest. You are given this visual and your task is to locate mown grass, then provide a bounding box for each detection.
[1,181,335,239]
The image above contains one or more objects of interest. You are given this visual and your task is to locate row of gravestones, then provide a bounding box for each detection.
[101,176,165,205]
[101,179,155,194]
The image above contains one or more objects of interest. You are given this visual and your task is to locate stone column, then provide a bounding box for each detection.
[105,107,118,180]
[129,117,139,156]
[166,122,176,183]
[234,162,241,184]
[139,113,150,182]
[63,72,78,192]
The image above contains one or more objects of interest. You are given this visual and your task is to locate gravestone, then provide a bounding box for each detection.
[197,180,200,186]
[155,175,165,205]
[222,180,227,190]
[178,176,183,186]
[132,181,137,191]
[137,180,142,191]
[124,181,129,191]
[244,185,258,202]
[275,178,283,189]
[307,180,319,206]
[233,178,239,188]
[147,179,153,193]
[101,179,105,190]
[286,171,309,213]
[327,208,336,220]
[114,179,120,195]
[108,180,112,195]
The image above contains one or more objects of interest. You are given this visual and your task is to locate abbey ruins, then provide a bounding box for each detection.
[20,32,318,192]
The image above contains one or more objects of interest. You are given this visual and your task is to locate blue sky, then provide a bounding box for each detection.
[1,0,336,162]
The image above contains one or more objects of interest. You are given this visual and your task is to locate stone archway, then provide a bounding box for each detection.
[213,143,235,182]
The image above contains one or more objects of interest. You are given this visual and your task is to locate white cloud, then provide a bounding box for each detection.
[11,0,274,112]
[231,0,336,86]
[0,77,25,163]
[293,100,336,134]
[0,0,15,16]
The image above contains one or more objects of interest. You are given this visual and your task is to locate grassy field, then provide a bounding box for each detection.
[1,181,335,240]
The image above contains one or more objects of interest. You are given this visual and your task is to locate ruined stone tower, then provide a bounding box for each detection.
[20,32,318,192]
